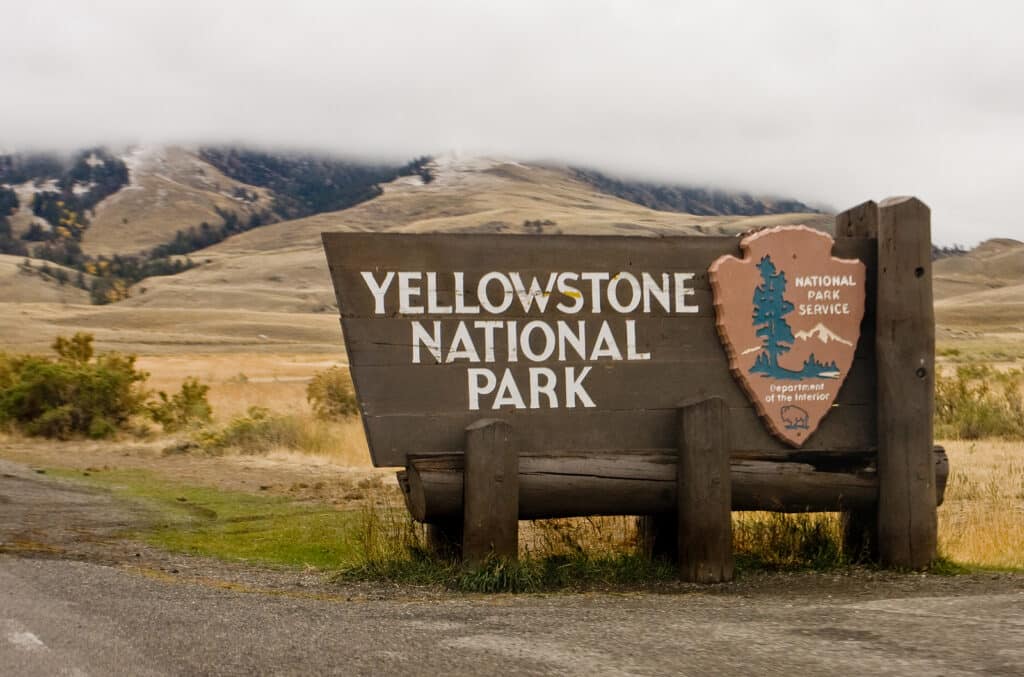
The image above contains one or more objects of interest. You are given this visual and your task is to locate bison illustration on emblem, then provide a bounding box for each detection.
[780,405,810,430]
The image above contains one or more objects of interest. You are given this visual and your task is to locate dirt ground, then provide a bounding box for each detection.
[0,435,395,510]
[1,453,1023,676]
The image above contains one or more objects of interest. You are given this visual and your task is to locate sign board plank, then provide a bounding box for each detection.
[348,358,877,415]
[323,232,876,467]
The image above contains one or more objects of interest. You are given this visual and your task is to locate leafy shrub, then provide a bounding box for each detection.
[197,406,349,456]
[0,333,148,439]
[935,365,1024,439]
[148,377,213,432]
[200,407,303,453]
[53,333,94,364]
[306,367,359,421]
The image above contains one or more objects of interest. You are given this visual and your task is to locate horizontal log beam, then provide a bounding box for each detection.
[399,447,948,522]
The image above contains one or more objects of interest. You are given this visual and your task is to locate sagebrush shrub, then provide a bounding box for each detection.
[0,333,148,439]
[148,377,213,432]
[935,364,1024,439]
[306,366,359,420]
[199,406,303,453]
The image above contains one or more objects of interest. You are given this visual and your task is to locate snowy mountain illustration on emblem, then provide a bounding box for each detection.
[794,323,853,347]
[741,322,852,356]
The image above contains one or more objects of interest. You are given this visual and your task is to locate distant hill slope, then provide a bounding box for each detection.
[198,147,431,221]
[571,167,822,217]
[935,283,1024,332]
[933,238,1024,300]
[933,238,1024,333]
[0,254,90,304]
[0,151,844,354]
[120,156,831,316]
[84,146,274,256]
[1,146,433,258]
[1,148,130,247]
[0,146,270,257]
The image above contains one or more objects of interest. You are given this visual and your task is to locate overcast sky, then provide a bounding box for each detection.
[3,1,1022,244]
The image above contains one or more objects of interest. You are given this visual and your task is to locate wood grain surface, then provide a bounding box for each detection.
[323,233,877,467]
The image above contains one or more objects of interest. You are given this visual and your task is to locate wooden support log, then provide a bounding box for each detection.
[461,419,518,564]
[835,199,881,561]
[677,398,733,582]
[402,447,949,523]
[398,470,463,559]
[877,197,938,569]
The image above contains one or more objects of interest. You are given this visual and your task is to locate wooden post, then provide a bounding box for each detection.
[637,514,677,561]
[835,200,880,562]
[677,398,733,583]
[835,199,879,239]
[877,196,937,569]
[462,419,518,565]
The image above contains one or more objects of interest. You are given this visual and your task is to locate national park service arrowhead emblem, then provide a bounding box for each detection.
[709,226,866,447]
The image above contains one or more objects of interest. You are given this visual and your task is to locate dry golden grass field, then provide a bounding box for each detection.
[1,150,1021,572]
[938,440,1024,568]
[3,365,1020,570]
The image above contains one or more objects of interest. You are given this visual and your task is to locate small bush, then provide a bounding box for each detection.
[200,407,303,453]
[53,333,94,364]
[0,333,148,439]
[306,367,359,421]
[197,407,353,456]
[935,365,1024,439]
[148,377,213,432]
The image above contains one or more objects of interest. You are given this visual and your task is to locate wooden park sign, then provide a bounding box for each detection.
[323,197,946,578]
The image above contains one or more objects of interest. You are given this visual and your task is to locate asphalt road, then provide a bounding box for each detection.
[2,458,1023,676]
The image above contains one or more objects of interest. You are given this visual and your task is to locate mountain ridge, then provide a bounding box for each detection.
[1,145,1016,357]
[571,166,822,218]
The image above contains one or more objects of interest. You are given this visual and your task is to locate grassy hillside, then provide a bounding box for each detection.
[84,147,273,256]
[931,238,1024,359]
[0,153,830,354]
[2,150,1016,359]
[198,147,431,220]
[116,156,830,315]
[572,166,821,217]
[934,238,1024,300]
[0,254,90,304]
[936,283,1024,332]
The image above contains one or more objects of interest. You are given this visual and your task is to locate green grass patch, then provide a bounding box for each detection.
[928,557,974,576]
[733,512,848,573]
[49,468,363,568]
[336,550,678,593]
[44,468,988,589]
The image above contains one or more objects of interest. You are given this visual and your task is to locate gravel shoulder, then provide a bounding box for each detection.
[1,448,1023,676]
